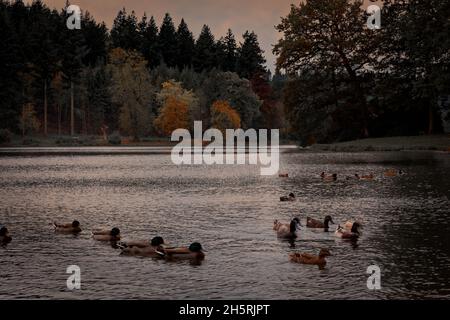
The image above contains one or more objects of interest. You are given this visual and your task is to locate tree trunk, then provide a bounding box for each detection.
[22,88,25,138]
[22,104,25,138]
[428,104,434,135]
[44,80,48,136]
[82,103,87,135]
[57,103,61,135]
[70,81,74,136]
[336,49,369,138]
[354,80,370,138]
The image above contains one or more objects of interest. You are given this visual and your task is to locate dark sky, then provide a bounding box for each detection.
[38,1,381,72]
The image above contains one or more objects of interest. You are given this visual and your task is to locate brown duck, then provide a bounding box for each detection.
[289,248,331,270]
[306,215,334,230]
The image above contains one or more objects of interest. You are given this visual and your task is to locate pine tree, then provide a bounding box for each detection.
[158,13,178,67]
[61,5,89,135]
[111,8,141,51]
[221,29,237,72]
[139,14,160,67]
[193,25,217,72]
[236,31,266,80]
[0,2,23,131]
[82,11,108,66]
[176,18,195,69]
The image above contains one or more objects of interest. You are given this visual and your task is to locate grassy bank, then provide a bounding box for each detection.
[310,135,450,152]
[0,135,176,147]
[1,134,449,152]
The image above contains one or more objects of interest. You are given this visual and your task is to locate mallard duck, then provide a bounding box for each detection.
[289,248,331,270]
[280,193,295,202]
[359,174,374,180]
[384,169,405,177]
[306,215,334,230]
[273,218,301,239]
[119,236,166,257]
[162,242,205,260]
[0,226,12,243]
[53,220,81,233]
[279,173,289,178]
[335,222,362,239]
[321,172,337,182]
[92,227,121,241]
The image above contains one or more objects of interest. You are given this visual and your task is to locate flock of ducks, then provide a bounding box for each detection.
[0,221,205,261]
[319,169,405,182]
[276,169,405,269]
[272,216,362,270]
[0,169,406,271]
[53,221,205,260]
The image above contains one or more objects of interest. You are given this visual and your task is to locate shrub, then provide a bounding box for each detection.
[108,131,122,145]
[0,129,12,144]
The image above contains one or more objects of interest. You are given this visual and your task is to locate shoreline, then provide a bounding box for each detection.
[308,134,450,153]
[0,135,449,155]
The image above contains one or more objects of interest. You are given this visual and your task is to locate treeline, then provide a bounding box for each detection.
[275,0,450,145]
[0,0,285,142]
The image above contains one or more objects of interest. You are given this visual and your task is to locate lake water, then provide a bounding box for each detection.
[0,149,449,299]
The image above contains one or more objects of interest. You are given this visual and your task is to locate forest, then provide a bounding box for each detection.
[0,0,449,146]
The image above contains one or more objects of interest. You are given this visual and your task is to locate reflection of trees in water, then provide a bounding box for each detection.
[365,153,450,298]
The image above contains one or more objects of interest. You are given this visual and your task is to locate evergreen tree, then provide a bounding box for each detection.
[82,11,108,66]
[111,8,141,51]
[236,31,266,80]
[193,25,217,72]
[158,13,178,67]
[175,18,195,69]
[0,2,23,131]
[215,37,227,70]
[221,29,237,72]
[61,5,89,135]
[139,14,160,68]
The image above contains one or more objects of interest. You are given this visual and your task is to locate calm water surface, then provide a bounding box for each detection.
[0,150,449,299]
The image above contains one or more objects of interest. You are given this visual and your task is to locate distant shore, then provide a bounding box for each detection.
[1,134,449,154]
[309,134,450,152]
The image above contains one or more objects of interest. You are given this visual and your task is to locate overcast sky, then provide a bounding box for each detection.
[39,0,300,72]
[38,1,381,72]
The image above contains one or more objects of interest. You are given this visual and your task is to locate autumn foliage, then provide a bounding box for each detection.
[154,96,190,136]
[210,100,241,132]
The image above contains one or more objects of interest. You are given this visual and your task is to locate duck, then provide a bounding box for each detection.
[306,215,334,230]
[335,222,362,239]
[119,236,166,257]
[280,193,295,202]
[279,173,289,178]
[359,174,374,180]
[161,242,205,260]
[92,227,121,241]
[384,169,405,177]
[321,172,337,182]
[273,218,301,239]
[346,174,360,180]
[0,225,12,244]
[289,248,331,270]
[53,220,81,233]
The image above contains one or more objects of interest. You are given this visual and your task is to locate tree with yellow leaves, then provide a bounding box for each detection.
[154,80,199,135]
[210,100,241,133]
[108,48,153,140]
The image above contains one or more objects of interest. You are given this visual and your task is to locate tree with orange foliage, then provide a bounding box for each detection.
[210,100,241,133]
[154,80,199,135]
[154,96,190,136]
